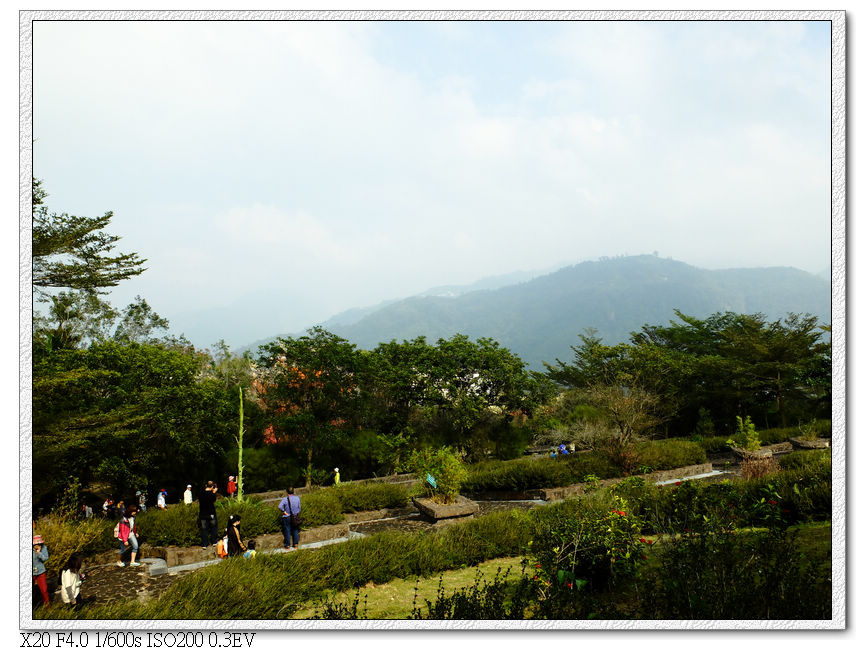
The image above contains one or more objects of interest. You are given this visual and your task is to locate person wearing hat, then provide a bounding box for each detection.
[227,476,237,499]
[183,484,193,505]
[157,490,167,510]
[333,467,341,486]
[32,535,50,607]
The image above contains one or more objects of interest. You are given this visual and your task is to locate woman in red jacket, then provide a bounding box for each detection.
[117,504,141,567]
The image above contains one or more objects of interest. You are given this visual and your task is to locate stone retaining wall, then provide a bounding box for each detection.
[86,521,354,568]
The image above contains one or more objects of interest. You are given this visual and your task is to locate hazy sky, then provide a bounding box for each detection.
[32,19,832,348]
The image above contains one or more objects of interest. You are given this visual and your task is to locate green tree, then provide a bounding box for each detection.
[33,290,119,352]
[32,341,237,506]
[112,296,170,344]
[257,327,364,487]
[32,178,146,297]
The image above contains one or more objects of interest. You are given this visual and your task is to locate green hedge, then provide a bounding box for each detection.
[779,448,831,471]
[330,481,409,513]
[130,482,409,548]
[633,439,706,471]
[609,449,832,532]
[462,440,705,493]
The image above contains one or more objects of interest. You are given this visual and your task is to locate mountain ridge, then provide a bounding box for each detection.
[239,255,830,369]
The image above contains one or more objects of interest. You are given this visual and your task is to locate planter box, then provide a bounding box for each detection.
[731,442,793,460]
[790,436,830,450]
[412,495,479,521]
[731,446,773,460]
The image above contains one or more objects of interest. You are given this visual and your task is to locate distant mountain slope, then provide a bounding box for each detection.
[324,255,830,370]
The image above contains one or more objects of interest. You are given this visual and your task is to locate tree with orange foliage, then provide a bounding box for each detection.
[256,327,364,487]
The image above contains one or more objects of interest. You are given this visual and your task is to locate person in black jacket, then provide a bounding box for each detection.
[198,481,219,549]
[225,514,246,557]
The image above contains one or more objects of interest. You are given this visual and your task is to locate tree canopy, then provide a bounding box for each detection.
[545,310,830,435]
[32,178,146,297]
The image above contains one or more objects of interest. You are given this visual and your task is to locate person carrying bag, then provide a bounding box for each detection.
[278,487,302,551]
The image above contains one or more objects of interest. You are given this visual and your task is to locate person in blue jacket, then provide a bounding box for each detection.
[32,534,50,608]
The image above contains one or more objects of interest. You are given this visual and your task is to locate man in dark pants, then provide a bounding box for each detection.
[278,487,302,551]
[198,481,219,549]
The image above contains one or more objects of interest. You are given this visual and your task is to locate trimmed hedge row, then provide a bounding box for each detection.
[462,439,706,493]
[83,481,411,550]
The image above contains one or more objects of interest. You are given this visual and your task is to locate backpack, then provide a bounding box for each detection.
[216,537,228,559]
[112,523,120,539]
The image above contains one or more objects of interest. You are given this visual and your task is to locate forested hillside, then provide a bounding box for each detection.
[324,255,830,369]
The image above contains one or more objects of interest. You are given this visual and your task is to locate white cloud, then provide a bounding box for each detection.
[32,19,832,346]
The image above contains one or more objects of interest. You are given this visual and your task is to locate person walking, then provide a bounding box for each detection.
[117,504,141,567]
[225,514,246,557]
[183,484,193,505]
[198,481,219,549]
[333,467,341,486]
[278,487,302,551]
[157,490,167,510]
[227,476,237,499]
[32,535,50,608]
[137,490,147,512]
[102,496,114,518]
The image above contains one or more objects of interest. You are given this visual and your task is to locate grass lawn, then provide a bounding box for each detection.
[290,556,526,619]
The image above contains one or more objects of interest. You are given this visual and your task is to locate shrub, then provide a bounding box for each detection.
[779,448,831,471]
[728,415,761,451]
[408,446,468,503]
[633,439,706,471]
[694,434,734,454]
[528,494,644,593]
[301,490,345,527]
[740,456,780,481]
[137,499,283,547]
[634,522,831,619]
[463,441,703,494]
[333,482,409,513]
[34,513,114,579]
[758,426,799,445]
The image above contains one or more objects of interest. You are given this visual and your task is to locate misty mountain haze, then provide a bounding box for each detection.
[235,255,830,369]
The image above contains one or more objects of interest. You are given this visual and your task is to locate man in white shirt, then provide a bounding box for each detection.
[184,485,193,505]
